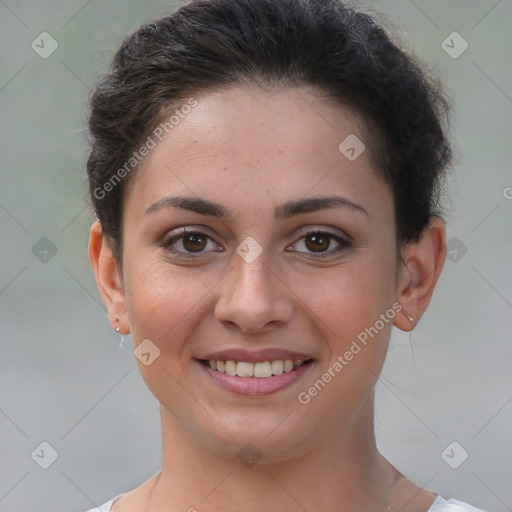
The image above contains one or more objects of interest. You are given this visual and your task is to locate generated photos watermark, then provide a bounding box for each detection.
[297,302,403,405]
[93,97,198,200]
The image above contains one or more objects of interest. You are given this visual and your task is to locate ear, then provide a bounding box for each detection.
[394,217,446,332]
[88,220,130,334]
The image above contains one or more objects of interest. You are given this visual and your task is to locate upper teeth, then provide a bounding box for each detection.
[209,359,305,378]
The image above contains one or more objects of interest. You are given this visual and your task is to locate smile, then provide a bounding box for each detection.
[198,357,314,395]
[205,359,306,378]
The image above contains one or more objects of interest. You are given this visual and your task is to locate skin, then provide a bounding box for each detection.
[89,85,446,512]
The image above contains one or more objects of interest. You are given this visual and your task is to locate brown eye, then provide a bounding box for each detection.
[287,230,350,259]
[304,233,331,252]
[182,233,207,252]
[163,230,220,256]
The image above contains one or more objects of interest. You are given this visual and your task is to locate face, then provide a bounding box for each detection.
[115,85,403,460]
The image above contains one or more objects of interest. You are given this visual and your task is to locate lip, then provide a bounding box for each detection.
[196,358,315,396]
[199,348,313,363]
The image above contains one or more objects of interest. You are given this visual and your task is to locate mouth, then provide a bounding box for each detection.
[199,358,311,378]
[195,356,315,396]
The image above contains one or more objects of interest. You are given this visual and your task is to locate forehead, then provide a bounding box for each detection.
[123,85,392,220]
[160,85,366,161]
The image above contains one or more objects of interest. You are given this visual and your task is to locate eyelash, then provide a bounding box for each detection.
[161,229,221,258]
[161,229,351,259]
[287,230,351,259]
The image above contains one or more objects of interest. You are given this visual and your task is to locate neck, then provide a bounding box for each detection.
[144,392,398,512]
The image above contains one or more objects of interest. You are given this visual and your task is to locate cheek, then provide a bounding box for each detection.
[292,256,397,421]
[296,250,397,357]
[122,261,219,406]
[123,258,215,355]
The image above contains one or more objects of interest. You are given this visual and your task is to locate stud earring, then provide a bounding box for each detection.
[399,306,414,323]
[114,319,124,348]
[405,313,414,322]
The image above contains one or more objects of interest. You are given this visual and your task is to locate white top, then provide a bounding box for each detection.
[86,494,488,511]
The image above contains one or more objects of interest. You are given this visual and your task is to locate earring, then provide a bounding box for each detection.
[114,320,124,348]
[399,307,414,323]
[404,312,414,322]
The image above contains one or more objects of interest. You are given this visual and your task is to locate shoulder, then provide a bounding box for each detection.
[85,492,488,512]
[428,496,489,512]
[84,494,126,512]
[391,475,487,512]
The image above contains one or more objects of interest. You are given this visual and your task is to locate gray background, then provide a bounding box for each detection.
[0,0,511,511]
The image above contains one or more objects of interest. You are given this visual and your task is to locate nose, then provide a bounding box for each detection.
[214,253,294,334]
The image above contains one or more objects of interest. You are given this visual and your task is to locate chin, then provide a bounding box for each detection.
[195,408,320,465]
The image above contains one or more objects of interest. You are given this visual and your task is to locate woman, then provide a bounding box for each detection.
[85,0,487,510]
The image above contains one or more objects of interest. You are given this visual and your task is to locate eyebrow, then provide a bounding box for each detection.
[144,195,368,218]
[145,196,228,217]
